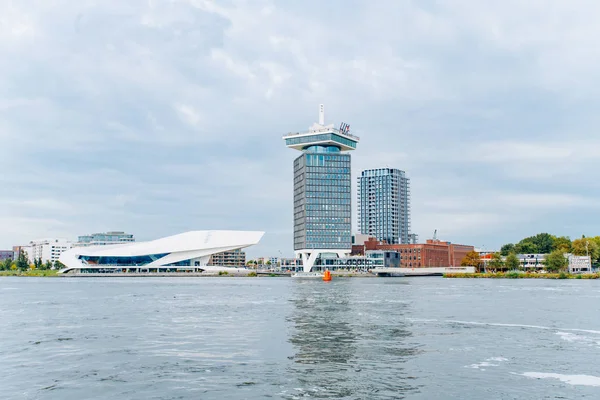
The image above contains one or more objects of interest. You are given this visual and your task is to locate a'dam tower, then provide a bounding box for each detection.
[283,105,359,272]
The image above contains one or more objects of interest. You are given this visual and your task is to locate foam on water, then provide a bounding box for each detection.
[465,357,507,370]
[521,372,600,387]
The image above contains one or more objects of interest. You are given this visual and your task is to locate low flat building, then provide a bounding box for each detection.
[0,250,13,261]
[518,254,546,271]
[58,230,264,274]
[312,250,400,271]
[209,249,246,267]
[355,237,474,268]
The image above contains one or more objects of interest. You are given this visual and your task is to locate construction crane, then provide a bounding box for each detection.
[433,229,437,241]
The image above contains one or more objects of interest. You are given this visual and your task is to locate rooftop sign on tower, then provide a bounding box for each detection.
[282,104,360,152]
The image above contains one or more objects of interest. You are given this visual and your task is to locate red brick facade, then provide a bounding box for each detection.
[351,238,474,268]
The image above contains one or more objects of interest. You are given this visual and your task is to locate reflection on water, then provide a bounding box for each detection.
[286,280,421,398]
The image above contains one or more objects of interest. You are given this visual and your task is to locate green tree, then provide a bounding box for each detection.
[487,252,505,272]
[513,233,556,254]
[505,253,521,271]
[44,260,53,270]
[553,236,572,253]
[53,260,65,270]
[515,240,538,254]
[589,236,600,262]
[572,238,599,260]
[544,250,568,273]
[500,243,515,256]
[0,258,10,271]
[530,233,555,254]
[460,250,483,271]
[16,251,29,271]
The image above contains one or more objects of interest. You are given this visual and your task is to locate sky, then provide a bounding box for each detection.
[2,0,600,257]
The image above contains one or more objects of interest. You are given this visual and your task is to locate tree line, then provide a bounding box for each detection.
[0,251,65,272]
[460,232,594,273]
[500,233,599,260]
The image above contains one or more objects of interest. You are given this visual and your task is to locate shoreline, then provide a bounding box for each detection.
[444,272,600,279]
[0,270,377,278]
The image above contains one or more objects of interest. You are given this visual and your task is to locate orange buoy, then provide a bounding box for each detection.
[323,269,332,281]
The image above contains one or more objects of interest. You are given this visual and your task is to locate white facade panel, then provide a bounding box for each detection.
[58,230,264,273]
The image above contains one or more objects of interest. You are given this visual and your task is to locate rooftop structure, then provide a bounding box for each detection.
[76,231,135,247]
[283,105,359,272]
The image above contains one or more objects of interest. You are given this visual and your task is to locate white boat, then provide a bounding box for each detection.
[291,271,324,278]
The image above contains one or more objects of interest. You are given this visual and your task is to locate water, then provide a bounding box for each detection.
[1,277,600,399]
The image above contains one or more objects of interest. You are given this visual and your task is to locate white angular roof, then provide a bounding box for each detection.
[70,230,264,257]
[59,230,264,271]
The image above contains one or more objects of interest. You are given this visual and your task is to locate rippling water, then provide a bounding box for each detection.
[1,277,600,399]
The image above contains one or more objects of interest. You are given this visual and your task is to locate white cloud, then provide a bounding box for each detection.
[2,0,600,255]
[174,103,203,127]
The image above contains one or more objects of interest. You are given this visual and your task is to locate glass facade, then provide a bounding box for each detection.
[285,133,357,149]
[79,253,168,266]
[358,168,411,244]
[293,148,352,250]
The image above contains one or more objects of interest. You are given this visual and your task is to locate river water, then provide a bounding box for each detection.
[1,277,599,399]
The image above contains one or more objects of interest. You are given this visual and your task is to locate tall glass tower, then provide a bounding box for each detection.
[358,168,411,244]
[283,105,359,272]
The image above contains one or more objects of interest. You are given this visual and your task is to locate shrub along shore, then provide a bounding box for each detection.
[445,271,600,279]
[0,269,59,277]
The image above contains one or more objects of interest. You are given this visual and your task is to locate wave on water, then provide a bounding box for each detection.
[521,372,600,387]
[444,320,600,335]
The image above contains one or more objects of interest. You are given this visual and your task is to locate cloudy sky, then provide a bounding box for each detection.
[2,0,599,256]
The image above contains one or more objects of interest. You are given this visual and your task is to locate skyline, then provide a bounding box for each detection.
[2,1,600,257]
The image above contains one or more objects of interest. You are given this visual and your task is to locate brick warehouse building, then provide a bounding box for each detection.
[352,237,474,268]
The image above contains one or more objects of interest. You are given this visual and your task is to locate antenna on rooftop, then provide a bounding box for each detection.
[319,104,325,125]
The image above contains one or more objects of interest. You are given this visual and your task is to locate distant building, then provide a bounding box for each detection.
[408,234,419,244]
[477,249,497,268]
[268,257,279,266]
[27,239,72,264]
[76,231,135,247]
[0,250,13,261]
[313,250,400,271]
[567,254,591,274]
[58,230,264,274]
[209,249,246,267]
[12,245,30,259]
[353,237,474,268]
[280,257,302,271]
[517,254,546,271]
[358,168,411,244]
[352,234,372,246]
